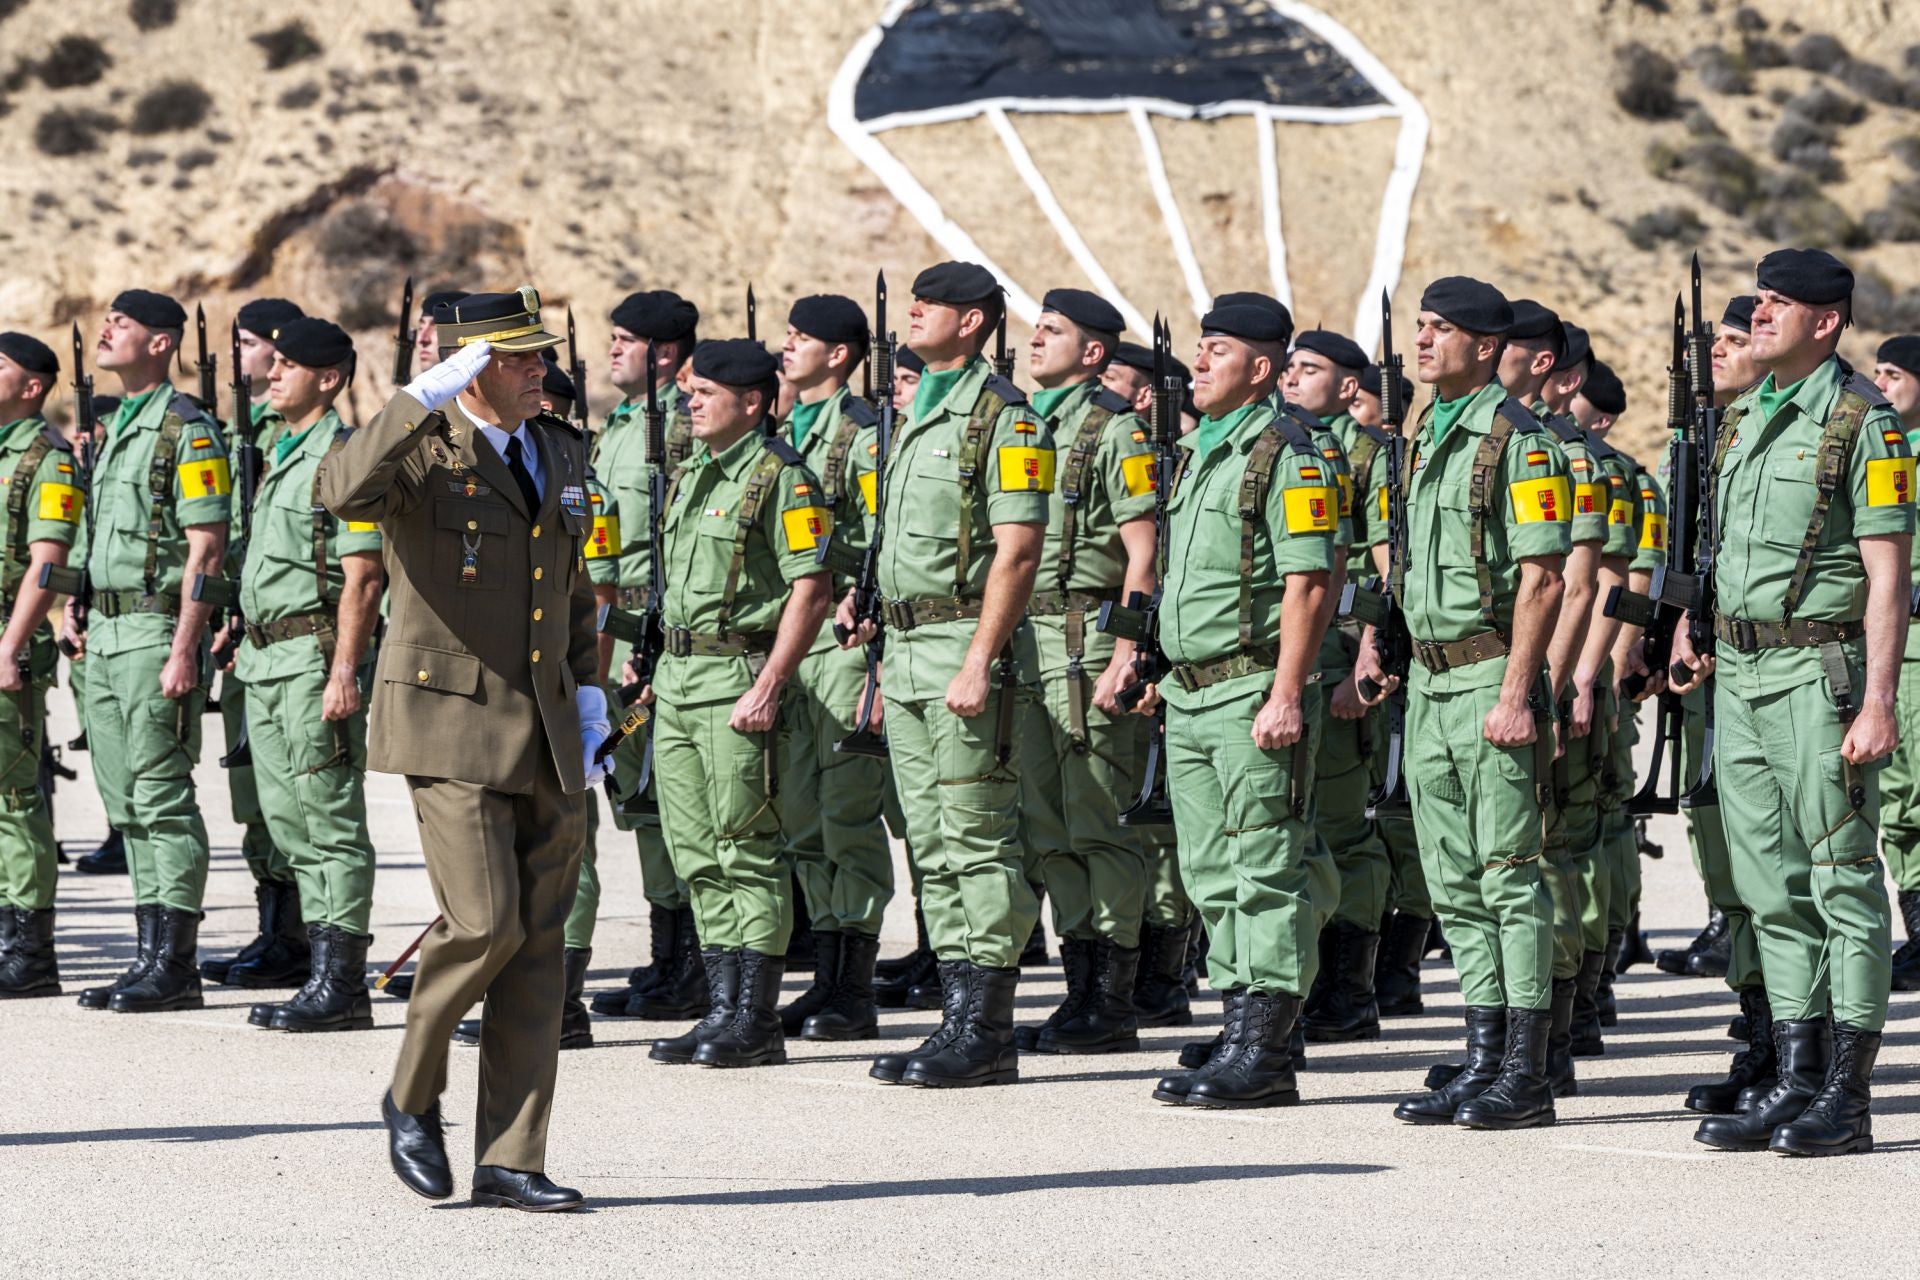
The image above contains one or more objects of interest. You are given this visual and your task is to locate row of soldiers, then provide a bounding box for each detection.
[0,249,1913,1166]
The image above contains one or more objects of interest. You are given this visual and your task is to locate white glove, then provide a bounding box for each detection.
[404,339,491,412]
[577,684,612,788]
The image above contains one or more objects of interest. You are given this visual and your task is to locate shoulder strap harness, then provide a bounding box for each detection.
[952,375,1023,599]
[1236,407,1318,652]
[713,436,804,638]
[821,395,878,510]
[1054,386,1128,592]
[1784,375,1882,621]
[1473,399,1545,640]
[144,398,195,597]
[3,428,60,587]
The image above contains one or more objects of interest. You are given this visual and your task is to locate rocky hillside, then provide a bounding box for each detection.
[0,0,1916,459]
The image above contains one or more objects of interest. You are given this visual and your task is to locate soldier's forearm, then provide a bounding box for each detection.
[1501,558,1563,707]
[173,526,227,657]
[1860,535,1911,709]
[1273,571,1330,700]
[1609,566,1654,669]
[1545,543,1597,695]
[332,556,383,676]
[1,543,67,657]
[758,573,832,692]
[1575,558,1629,686]
[965,524,1042,671]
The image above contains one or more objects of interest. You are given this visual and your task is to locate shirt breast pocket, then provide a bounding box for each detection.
[1432,481,1477,566]
[433,497,512,591]
[1195,487,1248,572]
[899,456,962,543]
[1760,461,1818,548]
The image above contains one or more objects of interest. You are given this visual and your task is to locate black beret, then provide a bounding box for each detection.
[1878,335,1920,377]
[1211,292,1294,346]
[1581,360,1627,415]
[1112,341,1153,373]
[110,289,187,331]
[272,316,355,370]
[1756,248,1854,306]
[90,393,121,419]
[421,290,469,318]
[1291,329,1368,372]
[236,298,304,338]
[0,332,58,378]
[787,294,868,346]
[911,261,1001,306]
[541,353,576,403]
[1359,362,1416,408]
[692,338,779,388]
[1506,300,1566,359]
[1419,277,1513,336]
[1554,322,1592,372]
[1040,288,1123,336]
[1721,296,1757,333]
[611,290,699,342]
[1200,304,1289,345]
[895,346,925,375]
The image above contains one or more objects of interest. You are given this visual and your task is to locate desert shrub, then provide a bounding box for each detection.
[1855,272,1920,332]
[1692,45,1752,95]
[1733,7,1767,32]
[1836,56,1909,106]
[1786,83,1866,126]
[1748,172,1866,247]
[130,0,176,30]
[252,21,322,71]
[1892,135,1920,172]
[1624,205,1705,250]
[277,81,320,109]
[1788,33,1848,73]
[33,106,116,155]
[1615,42,1680,119]
[37,35,111,89]
[314,203,417,266]
[1864,182,1920,243]
[130,80,209,133]
[1657,139,1763,214]
[174,147,215,171]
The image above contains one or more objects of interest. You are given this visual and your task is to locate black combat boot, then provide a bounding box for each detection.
[205,880,308,988]
[109,908,204,1013]
[1454,1007,1556,1129]
[872,959,968,1084]
[1682,920,1729,980]
[1288,1019,1307,1070]
[779,929,842,1035]
[904,969,945,1010]
[627,907,709,1019]
[874,938,939,1010]
[267,926,375,1032]
[79,905,159,1009]
[1394,1007,1507,1124]
[1596,929,1624,1027]
[1303,920,1381,1043]
[1131,919,1194,1027]
[1374,910,1428,1017]
[1622,910,1656,969]
[1035,938,1140,1054]
[1015,936,1095,1051]
[649,948,737,1064]
[0,907,61,999]
[1685,986,1775,1114]
[803,931,880,1040]
[1301,926,1336,1025]
[1182,920,1207,995]
[1694,1019,1831,1151]
[1546,976,1578,1098]
[1155,989,1243,1104]
[875,904,932,982]
[1185,992,1303,1109]
[1019,891,1050,967]
[693,949,787,1067]
[1569,949,1606,1055]
[0,908,14,960]
[901,963,1020,1088]
[591,903,675,1016]
[786,895,818,975]
[74,828,126,875]
[1890,891,1920,992]
[559,947,593,1049]
[1656,909,1726,975]
[1769,1025,1881,1157]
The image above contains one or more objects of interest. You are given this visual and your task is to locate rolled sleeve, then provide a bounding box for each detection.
[984,405,1054,524]
[1502,434,1572,560]
[1850,407,1917,539]
[1267,448,1337,575]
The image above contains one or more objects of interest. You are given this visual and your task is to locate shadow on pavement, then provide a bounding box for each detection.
[0,1121,386,1147]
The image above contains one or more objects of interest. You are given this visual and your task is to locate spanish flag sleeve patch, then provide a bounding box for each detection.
[1509,475,1570,523]
[1282,485,1336,534]
[997,446,1055,493]
[1120,452,1156,498]
[1866,456,1916,507]
[177,457,232,499]
[782,505,830,552]
[1526,450,1550,467]
[36,483,82,523]
[585,514,622,558]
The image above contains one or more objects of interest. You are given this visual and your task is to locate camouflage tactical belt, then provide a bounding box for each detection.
[1168,647,1280,693]
[93,590,179,619]
[1411,629,1508,674]
[1026,588,1119,618]
[884,596,984,631]
[245,611,335,650]
[663,627,775,658]
[1713,614,1863,653]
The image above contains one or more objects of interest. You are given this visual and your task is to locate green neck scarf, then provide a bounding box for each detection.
[1755,371,1810,424]
[1428,391,1476,445]
[1194,402,1259,459]
[912,364,967,422]
[1029,383,1080,421]
[112,384,166,432]
[789,396,829,450]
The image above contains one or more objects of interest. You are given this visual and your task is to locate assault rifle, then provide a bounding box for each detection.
[194,321,262,768]
[817,272,892,759]
[993,309,1013,382]
[44,326,99,653]
[393,276,415,387]
[565,307,591,426]
[1097,315,1179,826]
[746,284,757,342]
[194,305,218,412]
[1336,292,1413,819]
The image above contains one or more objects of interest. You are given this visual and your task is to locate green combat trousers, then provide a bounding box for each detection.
[1164,681,1325,998]
[782,643,894,937]
[1404,676,1553,1011]
[1373,700,1429,919]
[655,697,790,955]
[0,631,58,909]
[1015,630,1148,946]
[563,793,602,951]
[1544,691,1601,982]
[1578,683,1622,954]
[245,666,376,935]
[885,689,1038,970]
[83,640,211,911]
[1314,684,1390,930]
[603,679,686,915]
[1681,684,1762,989]
[1715,670,1892,1031]
[1876,658,1920,893]
[1600,694,1640,933]
[219,673,287,884]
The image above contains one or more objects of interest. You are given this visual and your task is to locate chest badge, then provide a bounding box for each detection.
[560,483,588,515]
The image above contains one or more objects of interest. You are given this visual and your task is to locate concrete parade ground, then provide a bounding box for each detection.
[4,689,1916,1278]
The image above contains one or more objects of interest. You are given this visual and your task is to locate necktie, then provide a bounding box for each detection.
[504,435,541,513]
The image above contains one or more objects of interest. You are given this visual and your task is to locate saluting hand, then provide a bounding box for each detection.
[403,338,492,412]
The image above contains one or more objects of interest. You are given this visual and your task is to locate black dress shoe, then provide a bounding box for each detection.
[382,1091,452,1200]
[471,1165,583,1212]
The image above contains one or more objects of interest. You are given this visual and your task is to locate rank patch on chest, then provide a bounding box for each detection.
[447,480,493,497]
[560,484,588,515]
[705,506,727,518]
[1509,475,1570,523]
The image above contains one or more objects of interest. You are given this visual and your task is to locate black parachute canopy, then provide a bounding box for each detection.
[853,0,1386,121]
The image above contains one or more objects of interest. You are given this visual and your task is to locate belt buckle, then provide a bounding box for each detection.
[1733,619,1756,651]
[665,627,691,658]
[887,601,914,632]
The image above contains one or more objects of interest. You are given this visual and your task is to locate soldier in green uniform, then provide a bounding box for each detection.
[1872,334,1920,992]
[0,333,81,998]
[1008,289,1156,1055]
[770,294,897,1041]
[837,261,1052,1089]
[1373,278,1571,1131]
[202,296,309,992]
[587,290,708,1022]
[64,290,232,1015]
[1101,339,1200,1026]
[1136,301,1335,1110]
[638,339,832,1069]
[1676,251,1911,1158]
[1284,327,1391,1043]
[212,317,385,1033]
